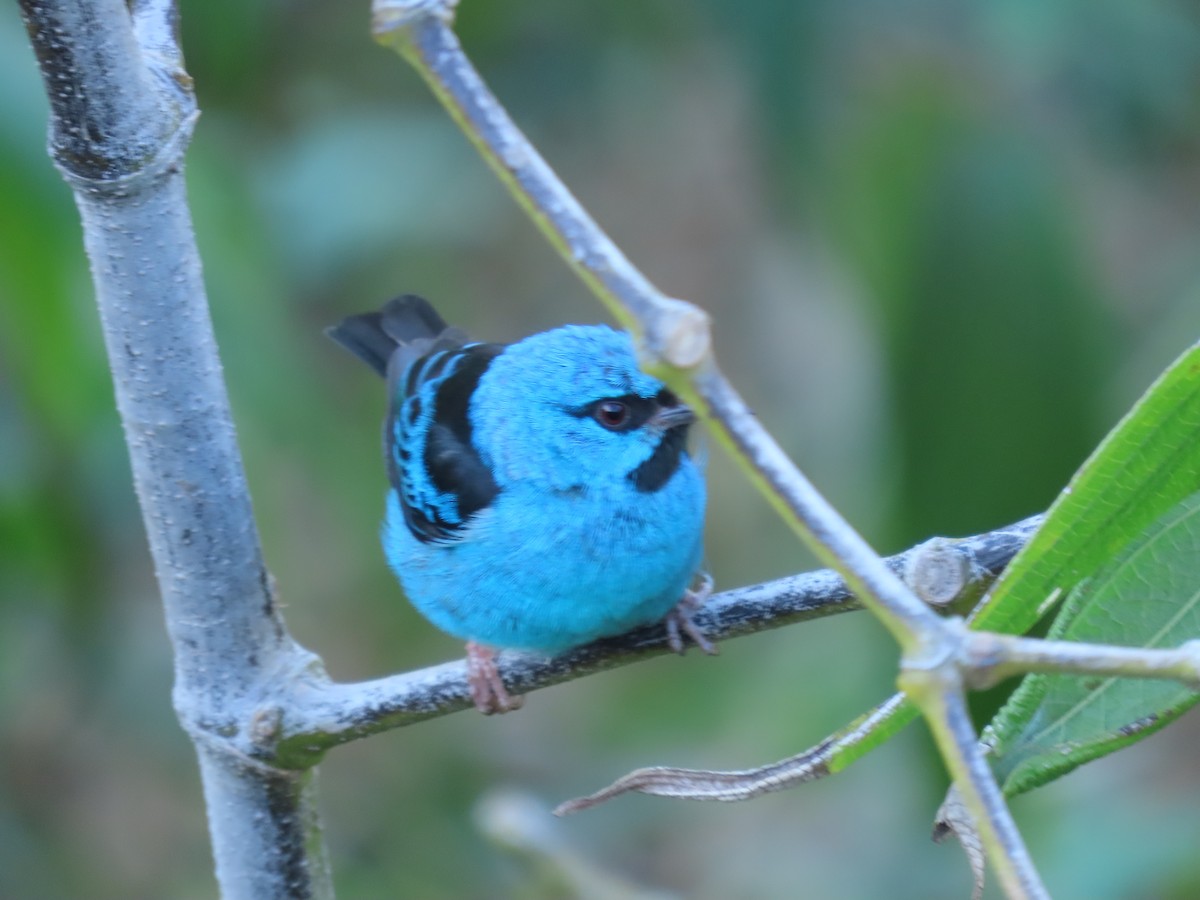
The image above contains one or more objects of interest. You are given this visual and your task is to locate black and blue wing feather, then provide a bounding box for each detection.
[327,295,503,543]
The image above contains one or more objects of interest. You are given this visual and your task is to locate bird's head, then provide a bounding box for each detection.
[470,325,697,494]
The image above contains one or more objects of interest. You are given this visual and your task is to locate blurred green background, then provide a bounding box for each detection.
[3,1,1200,898]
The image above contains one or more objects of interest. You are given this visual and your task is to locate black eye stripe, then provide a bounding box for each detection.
[656,388,680,407]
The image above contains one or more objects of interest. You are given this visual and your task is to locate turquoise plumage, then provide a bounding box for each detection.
[328,295,712,712]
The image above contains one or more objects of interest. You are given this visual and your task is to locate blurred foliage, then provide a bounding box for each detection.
[2,1,1200,898]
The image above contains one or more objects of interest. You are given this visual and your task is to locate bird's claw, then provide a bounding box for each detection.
[466,641,524,714]
[664,572,717,656]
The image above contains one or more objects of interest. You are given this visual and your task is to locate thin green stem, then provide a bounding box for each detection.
[964,632,1200,690]
[555,692,915,814]
[901,668,1049,900]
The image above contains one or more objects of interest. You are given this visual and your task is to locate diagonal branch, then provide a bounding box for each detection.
[373,0,944,653]
[369,2,1050,895]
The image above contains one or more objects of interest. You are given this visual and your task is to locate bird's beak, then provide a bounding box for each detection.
[650,400,695,430]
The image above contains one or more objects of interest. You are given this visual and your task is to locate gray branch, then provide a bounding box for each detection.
[17,2,332,897]
[961,629,1200,690]
[270,516,1041,766]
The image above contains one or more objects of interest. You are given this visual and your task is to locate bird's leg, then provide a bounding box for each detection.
[465,641,524,714]
[664,571,718,656]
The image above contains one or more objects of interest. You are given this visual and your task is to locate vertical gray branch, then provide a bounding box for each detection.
[17,1,332,897]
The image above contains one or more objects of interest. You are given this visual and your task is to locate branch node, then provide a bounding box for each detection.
[56,107,198,195]
[904,538,971,608]
[645,297,712,370]
[958,631,1009,690]
[899,617,968,697]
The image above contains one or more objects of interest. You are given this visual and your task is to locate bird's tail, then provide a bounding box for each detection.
[326,294,464,378]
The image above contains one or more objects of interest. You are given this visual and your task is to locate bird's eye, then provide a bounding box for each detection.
[594,399,631,430]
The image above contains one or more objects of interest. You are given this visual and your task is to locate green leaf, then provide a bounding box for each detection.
[983,491,1200,796]
[827,341,1200,776]
[970,341,1200,637]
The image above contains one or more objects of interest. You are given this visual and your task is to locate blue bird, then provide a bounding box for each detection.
[327,295,713,713]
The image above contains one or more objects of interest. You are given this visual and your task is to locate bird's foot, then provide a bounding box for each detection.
[465,641,524,715]
[664,572,718,656]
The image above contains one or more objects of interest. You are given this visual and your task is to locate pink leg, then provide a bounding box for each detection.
[466,641,524,715]
[664,572,718,656]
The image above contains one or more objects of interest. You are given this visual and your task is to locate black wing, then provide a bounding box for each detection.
[327,295,504,543]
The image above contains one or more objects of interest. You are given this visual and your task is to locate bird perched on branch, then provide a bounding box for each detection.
[327,295,713,713]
